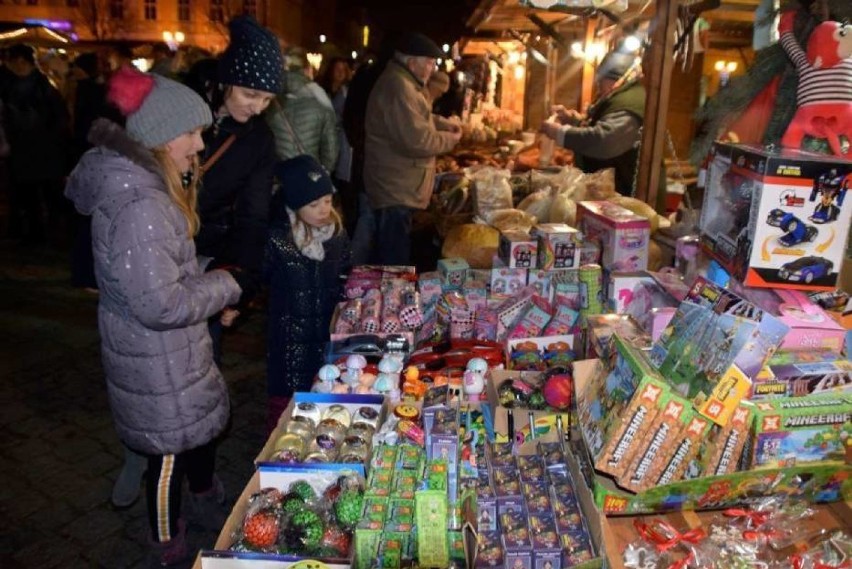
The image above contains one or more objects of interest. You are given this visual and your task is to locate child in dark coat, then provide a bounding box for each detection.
[264,155,351,431]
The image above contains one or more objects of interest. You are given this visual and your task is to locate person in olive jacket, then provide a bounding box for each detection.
[363,32,462,265]
[264,156,351,431]
[192,16,283,350]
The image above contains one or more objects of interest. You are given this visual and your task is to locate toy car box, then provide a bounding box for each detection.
[648,276,789,426]
[576,201,650,272]
[745,394,852,470]
[699,142,852,291]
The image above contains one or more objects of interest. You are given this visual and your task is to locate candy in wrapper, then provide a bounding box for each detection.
[397,419,425,446]
[341,299,362,324]
[450,307,475,339]
[474,308,499,342]
[334,319,354,334]
[381,315,402,334]
[361,316,380,334]
[399,304,423,329]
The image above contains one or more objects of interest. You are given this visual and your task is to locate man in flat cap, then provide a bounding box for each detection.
[363,32,462,265]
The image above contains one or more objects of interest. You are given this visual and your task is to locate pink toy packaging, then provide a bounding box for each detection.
[491,267,528,300]
[532,223,581,270]
[576,202,650,272]
[463,279,488,314]
[418,271,443,307]
[699,142,852,291]
[499,230,538,269]
[606,272,656,314]
[527,270,553,303]
[731,284,846,352]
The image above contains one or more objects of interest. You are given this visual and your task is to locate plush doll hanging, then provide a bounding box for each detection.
[778,10,852,156]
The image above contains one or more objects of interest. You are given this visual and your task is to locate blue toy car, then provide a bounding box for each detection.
[766,209,818,247]
[778,256,834,284]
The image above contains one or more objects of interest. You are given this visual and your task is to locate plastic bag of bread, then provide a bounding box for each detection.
[548,193,576,226]
[482,208,538,233]
[517,189,553,223]
[530,166,583,196]
[442,223,500,269]
[582,168,617,200]
[469,167,513,217]
[607,195,662,233]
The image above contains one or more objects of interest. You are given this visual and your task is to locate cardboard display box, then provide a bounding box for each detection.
[572,355,852,515]
[257,393,387,476]
[193,466,358,569]
[700,142,852,291]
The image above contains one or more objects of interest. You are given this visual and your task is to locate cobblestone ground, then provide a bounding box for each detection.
[0,240,269,568]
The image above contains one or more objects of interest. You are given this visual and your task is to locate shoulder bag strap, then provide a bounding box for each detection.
[280,109,307,155]
[200,133,237,174]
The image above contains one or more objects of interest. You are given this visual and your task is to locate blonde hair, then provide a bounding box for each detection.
[292,203,342,244]
[152,147,201,236]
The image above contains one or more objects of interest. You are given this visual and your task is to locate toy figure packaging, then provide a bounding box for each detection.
[699,142,852,291]
[499,230,538,269]
[746,394,852,470]
[576,335,670,478]
[531,223,581,270]
[576,201,650,272]
[438,258,470,289]
[752,354,852,399]
[649,277,789,426]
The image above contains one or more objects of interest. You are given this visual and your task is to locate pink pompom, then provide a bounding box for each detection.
[107,66,155,116]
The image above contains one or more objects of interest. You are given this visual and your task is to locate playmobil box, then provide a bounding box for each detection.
[576,201,650,272]
[746,395,852,470]
[648,277,789,426]
[699,142,852,291]
[531,223,581,270]
[499,230,538,269]
[751,354,852,399]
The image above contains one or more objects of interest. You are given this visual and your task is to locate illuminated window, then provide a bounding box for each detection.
[178,0,190,21]
[243,0,257,17]
[144,0,157,21]
[210,0,224,23]
[109,0,124,19]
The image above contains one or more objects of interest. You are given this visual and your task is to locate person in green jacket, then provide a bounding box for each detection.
[540,50,666,211]
[266,47,339,172]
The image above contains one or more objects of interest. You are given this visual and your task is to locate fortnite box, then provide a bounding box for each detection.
[576,202,650,273]
[752,353,852,399]
[699,142,852,291]
[745,394,852,470]
[648,277,789,426]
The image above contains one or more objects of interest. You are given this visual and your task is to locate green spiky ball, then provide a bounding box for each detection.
[333,490,363,529]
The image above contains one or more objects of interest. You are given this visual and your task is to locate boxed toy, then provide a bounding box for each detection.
[606,272,656,314]
[584,314,650,360]
[686,402,754,479]
[491,267,528,300]
[576,335,670,478]
[439,258,470,288]
[620,391,694,492]
[746,395,852,470]
[576,201,650,272]
[649,277,789,426]
[499,230,538,269]
[732,285,847,352]
[752,355,852,399]
[532,223,581,270]
[419,271,444,307]
[699,142,852,290]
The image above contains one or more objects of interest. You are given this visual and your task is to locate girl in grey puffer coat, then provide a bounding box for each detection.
[65,67,245,566]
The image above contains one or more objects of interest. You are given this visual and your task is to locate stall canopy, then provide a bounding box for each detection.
[0,21,73,48]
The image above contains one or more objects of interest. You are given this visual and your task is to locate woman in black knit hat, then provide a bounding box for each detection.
[192,15,283,358]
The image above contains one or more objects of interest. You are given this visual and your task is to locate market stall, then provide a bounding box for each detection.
[191,1,852,567]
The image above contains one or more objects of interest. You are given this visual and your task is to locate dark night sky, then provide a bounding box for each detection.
[351,0,480,44]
